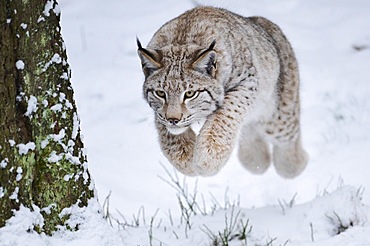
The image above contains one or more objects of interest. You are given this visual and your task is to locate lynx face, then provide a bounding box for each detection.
[138,40,224,134]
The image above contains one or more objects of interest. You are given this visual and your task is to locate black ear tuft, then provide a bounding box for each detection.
[136,38,162,77]
[209,40,216,50]
[192,40,217,77]
[136,37,143,50]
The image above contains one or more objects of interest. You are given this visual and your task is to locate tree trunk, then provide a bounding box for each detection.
[0,0,94,235]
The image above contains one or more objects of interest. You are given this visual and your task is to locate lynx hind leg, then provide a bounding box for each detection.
[273,136,308,178]
[238,124,271,174]
[268,96,309,178]
[248,15,309,178]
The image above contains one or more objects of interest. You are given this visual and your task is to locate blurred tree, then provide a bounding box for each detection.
[0,0,94,235]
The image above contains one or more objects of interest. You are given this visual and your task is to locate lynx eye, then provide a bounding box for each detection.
[154,90,166,99]
[184,90,199,100]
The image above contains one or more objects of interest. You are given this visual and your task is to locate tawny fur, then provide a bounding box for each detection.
[138,6,308,178]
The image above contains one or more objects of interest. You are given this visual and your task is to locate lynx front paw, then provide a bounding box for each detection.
[192,152,222,176]
[192,136,231,177]
[172,163,198,177]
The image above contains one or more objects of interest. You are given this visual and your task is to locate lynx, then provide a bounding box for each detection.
[137,6,308,178]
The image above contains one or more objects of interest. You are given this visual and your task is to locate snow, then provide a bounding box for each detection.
[50,103,63,112]
[43,53,62,71]
[8,139,16,147]
[51,53,62,64]
[64,152,80,165]
[20,23,27,30]
[71,113,79,139]
[0,158,8,168]
[63,174,73,181]
[41,139,49,149]
[43,0,55,17]
[9,187,19,201]
[42,99,48,107]
[37,16,45,23]
[60,72,69,80]
[24,95,38,117]
[1,0,370,245]
[17,142,36,155]
[48,151,62,163]
[50,128,65,142]
[15,60,25,70]
[16,167,23,182]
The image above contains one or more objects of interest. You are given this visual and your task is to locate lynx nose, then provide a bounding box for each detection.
[167,118,180,125]
[166,103,182,125]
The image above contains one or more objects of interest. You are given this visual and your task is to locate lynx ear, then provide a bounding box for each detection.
[192,40,217,77]
[137,38,162,77]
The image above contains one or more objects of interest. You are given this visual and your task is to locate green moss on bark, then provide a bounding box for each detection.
[0,0,94,235]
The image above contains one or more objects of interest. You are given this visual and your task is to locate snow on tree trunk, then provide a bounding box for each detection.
[0,0,94,235]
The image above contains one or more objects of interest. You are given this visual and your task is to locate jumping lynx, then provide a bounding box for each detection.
[137,6,308,178]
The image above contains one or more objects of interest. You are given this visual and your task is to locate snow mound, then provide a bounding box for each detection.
[122,186,370,245]
[1,186,368,245]
[0,199,123,246]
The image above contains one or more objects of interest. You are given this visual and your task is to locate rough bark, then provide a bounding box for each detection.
[0,0,94,235]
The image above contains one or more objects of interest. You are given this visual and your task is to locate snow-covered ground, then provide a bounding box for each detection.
[1,0,370,245]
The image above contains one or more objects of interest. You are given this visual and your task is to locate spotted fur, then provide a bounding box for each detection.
[138,6,308,177]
